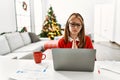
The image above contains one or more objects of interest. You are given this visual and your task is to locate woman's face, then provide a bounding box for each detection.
[68,16,82,36]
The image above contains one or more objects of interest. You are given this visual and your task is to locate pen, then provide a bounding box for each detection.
[16,70,24,73]
[98,69,100,74]
[43,65,48,72]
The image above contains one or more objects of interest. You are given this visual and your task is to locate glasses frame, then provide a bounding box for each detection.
[69,22,81,28]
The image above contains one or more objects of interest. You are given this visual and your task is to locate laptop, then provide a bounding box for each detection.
[52,48,96,72]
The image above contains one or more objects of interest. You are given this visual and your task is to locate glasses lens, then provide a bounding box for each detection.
[69,22,81,27]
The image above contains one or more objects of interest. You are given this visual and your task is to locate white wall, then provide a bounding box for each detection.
[0,0,119,44]
[48,0,95,35]
[114,0,120,44]
[33,0,42,34]
[47,0,120,42]
[94,0,120,44]
[94,3,115,41]
[0,0,16,34]
[41,0,49,23]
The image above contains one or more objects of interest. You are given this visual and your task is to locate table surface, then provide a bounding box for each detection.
[0,50,120,80]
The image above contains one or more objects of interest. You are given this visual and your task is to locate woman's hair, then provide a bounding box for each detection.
[64,13,86,48]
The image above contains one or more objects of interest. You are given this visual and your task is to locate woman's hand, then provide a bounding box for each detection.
[72,39,78,49]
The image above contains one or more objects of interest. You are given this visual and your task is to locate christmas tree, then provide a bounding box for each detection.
[39,6,62,40]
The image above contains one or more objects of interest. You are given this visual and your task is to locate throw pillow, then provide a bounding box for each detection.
[28,32,41,43]
[20,32,31,45]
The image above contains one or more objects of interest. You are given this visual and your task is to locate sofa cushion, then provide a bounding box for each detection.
[28,32,41,43]
[0,35,11,55]
[5,32,24,51]
[13,41,47,52]
[20,32,31,45]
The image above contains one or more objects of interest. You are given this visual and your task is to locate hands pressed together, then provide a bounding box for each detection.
[72,39,78,49]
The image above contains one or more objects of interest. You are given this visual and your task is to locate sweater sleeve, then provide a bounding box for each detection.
[58,38,65,48]
[85,36,94,49]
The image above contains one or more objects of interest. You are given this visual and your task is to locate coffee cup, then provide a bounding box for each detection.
[33,51,46,63]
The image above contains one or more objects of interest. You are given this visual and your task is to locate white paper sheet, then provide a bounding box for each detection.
[9,61,51,80]
[99,61,120,74]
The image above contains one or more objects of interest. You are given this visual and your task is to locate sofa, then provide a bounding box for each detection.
[0,32,52,59]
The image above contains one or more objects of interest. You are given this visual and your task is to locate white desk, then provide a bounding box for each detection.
[0,55,120,80]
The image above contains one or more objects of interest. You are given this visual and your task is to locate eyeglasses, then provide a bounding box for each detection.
[69,22,81,28]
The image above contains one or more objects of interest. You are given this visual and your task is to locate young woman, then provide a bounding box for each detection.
[58,13,93,49]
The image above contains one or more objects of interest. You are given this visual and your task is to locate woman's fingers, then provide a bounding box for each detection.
[72,39,78,49]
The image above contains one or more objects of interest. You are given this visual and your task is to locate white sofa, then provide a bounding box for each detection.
[0,32,48,59]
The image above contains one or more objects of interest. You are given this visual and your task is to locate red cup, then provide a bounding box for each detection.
[33,51,46,63]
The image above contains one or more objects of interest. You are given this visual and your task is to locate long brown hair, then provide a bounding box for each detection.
[64,13,86,48]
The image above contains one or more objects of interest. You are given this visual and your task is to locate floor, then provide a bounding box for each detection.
[93,41,120,61]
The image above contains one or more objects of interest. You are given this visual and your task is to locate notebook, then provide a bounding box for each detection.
[52,48,96,72]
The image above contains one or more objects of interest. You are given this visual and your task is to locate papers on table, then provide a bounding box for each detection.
[99,61,120,74]
[97,61,120,80]
[9,60,70,80]
[9,61,51,80]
